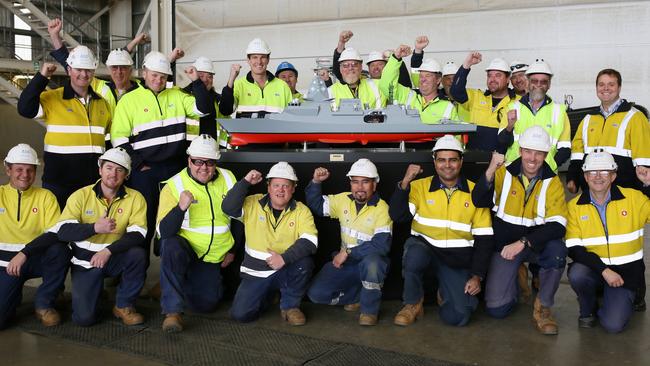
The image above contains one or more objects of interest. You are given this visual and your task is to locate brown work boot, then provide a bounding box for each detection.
[518,264,532,304]
[359,313,378,326]
[162,313,183,333]
[533,297,558,335]
[112,306,144,326]
[393,298,424,326]
[281,308,306,326]
[343,303,360,312]
[35,308,60,327]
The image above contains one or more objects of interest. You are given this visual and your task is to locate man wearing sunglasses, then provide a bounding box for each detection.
[509,61,529,97]
[156,135,237,332]
[566,151,650,332]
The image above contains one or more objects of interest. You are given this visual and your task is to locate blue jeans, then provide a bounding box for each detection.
[71,247,147,326]
[0,243,70,329]
[485,239,567,318]
[401,237,478,326]
[160,236,224,314]
[307,253,388,315]
[568,262,635,333]
[230,256,313,323]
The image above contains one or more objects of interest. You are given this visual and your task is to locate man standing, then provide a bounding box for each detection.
[0,144,70,328]
[56,148,148,326]
[223,162,318,325]
[509,61,529,97]
[390,136,493,327]
[328,47,386,110]
[305,159,392,326]
[472,126,567,335]
[157,135,237,332]
[567,151,650,333]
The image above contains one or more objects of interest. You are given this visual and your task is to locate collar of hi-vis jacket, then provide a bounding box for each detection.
[506,158,556,180]
[246,71,276,84]
[576,184,625,205]
[345,192,381,207]
[428,175,470,193]
[483,87,517,99]
[258,193,297,212]
[92,180,127,200]
[62,80,101,100]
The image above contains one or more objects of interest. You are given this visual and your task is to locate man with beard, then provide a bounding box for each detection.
[390,135,494,327]
[328,47,386,109]
[472,126,568,335]
[379,45,457,123]
[499,59,571,173]
[450,52,519,151]
[509,61,529,97]
[56,148,148,326]
[305,159,392,326]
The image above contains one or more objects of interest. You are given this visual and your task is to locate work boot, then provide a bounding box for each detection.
[281,308,306,326]
[112,306,144,326]
[35,308,60,327]
[162,313,183,333]
[343,303,360,312]
[518,264,532,304]
[578,315,596,328]
[533,297,558,335]
[359,313,378,326]
[393,298,424,326]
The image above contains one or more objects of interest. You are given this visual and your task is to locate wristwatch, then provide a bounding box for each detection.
[520,237,531,248]
[345,247,352,255]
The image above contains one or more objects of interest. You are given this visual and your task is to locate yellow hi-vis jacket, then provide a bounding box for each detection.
[157,167,236,263]
[328,78,386,109]
[233,71,292,116]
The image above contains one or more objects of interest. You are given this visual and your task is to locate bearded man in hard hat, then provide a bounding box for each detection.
[379,45,458,124]
[223,162,318,325]
[111,50,212,258]
[229,38,292,118]
[450,52,520,151]
[0,144,70,329]
[305,159,392,326]
[472,126,568,335]
[509,61,529,97]
[156,135,237,333]
[328,46,386,110]
[17,46,111,210]
[55,147,148,327]
[275,61,303,103]
[499,59,571,173]
[566,151,650,333]
[389,135,493,327]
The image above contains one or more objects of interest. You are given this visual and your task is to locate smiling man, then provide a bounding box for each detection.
[472,126,568,335]
[328,47,386,109]
[305,159,392,326]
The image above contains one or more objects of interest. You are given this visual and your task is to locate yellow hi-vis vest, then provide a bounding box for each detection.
[157,167,236,263]
[322,192,392,249]
[409,176,493,248]
[566,186,650,265]
[504,98,571,172]
[328,78,386,109]
[0,184,60,266]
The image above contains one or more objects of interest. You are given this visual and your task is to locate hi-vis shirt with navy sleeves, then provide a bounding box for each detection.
[157,167,236,263]
[56,182,147,269]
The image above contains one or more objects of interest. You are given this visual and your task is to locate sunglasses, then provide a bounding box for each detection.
[510,64,528,71]
[191,158,217,167]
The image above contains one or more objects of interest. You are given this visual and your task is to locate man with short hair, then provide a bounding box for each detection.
[472,126,568,335]
[566,151,650,333]
[56,147,148,326]
[509,61,529,97]
[0,144,70,329]
[305,159,392,326]
[390,135,493,327]
[157,135,237,332]
[223,162,318,325]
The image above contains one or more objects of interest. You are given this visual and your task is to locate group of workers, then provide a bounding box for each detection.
[1,24,649,337]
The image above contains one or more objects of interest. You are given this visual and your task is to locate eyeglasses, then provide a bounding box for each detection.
[190,158,217,167]
[340,62,360,69]
[510,64,528,71]
[586,170,612,177]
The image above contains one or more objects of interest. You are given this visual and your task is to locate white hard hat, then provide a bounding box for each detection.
[339,48,363,62]
[4,143,39,166]
[509,60,528,73]
[485,58,510,73]
[246,38,271,55]
[347,158,380,182]
[186,134,220,160]
[442,61,459,76]
[526,58,553,76]
[143,51,172,75]
[66,45,98,70]
[419,59,442,73]
[432,135,464,154]
[105,49,133,67]
[518,125,551,152]
[366,51,386,65]
[98,147,131,174]
[267,161,298,182]
[583,150,618,171]
[193,56,215,74]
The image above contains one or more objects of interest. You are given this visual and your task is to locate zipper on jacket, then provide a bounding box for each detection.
[200,185,216,260]
[16,189,22,221]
